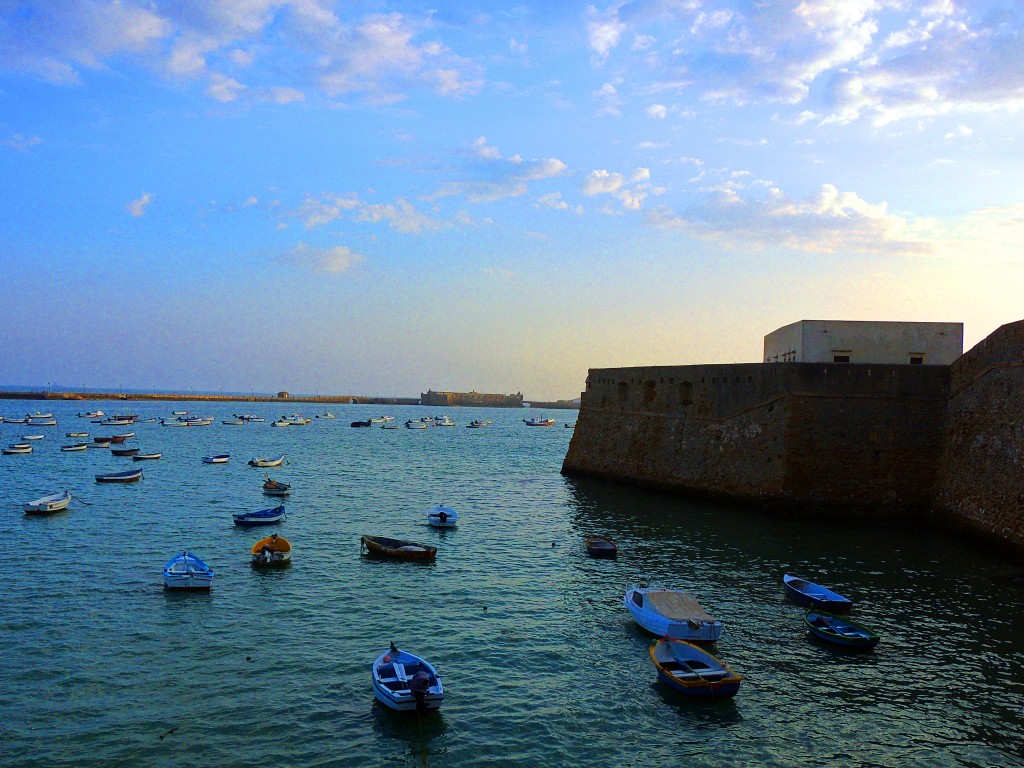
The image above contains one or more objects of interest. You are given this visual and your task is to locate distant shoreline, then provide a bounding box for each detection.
[0,390,579,409]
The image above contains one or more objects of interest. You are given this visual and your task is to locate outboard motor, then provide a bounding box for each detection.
[410,670,431,711]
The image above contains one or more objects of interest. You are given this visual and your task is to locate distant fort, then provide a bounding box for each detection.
[563,319,1024,557]
[420,389,524,408]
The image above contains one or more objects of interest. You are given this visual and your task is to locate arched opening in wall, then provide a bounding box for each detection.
[617,381,629,404]
[679,381,693,406]
[642,380,656,406]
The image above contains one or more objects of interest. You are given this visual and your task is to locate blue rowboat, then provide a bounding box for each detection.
[783,574,853,612]
[233,505,286,526]
[649,638,742,701]
[162,551,214,590]
[625,586,723,643]
[804,609,880,649]
[372,643,444,712]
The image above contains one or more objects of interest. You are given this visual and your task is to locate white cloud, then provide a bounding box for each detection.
[593,82,621,116]
[646,103,667,119]
[536,192,583,214]
[282,243,363,274]
[944,124,973,140]
[2,134,43,151]
[126,192,152,218]
[586,6,625,64]
[583,169,624,196]
[207,72,245,102]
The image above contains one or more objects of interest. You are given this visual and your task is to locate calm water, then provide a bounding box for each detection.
[2,401,1023,768]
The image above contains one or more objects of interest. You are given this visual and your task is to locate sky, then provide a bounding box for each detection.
[2,0,1023,401]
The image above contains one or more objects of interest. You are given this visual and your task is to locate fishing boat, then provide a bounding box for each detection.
[649,638,742,700]
[3,444,32,454]
[201,454,230,464]
[251,533,292,566]
[162,551,215,590]
[27,418,57,426]
[625,586,723,643]
[100,418,133,426]
[435,415,456,427]
[315,412,335,419]
[233,505,286,526]
[66,431,89,437]
[523,417,556,426]
[804,609,880,649]
[287,414,310,425]
[372,642,444,712]
[112,432,135,440]
[368,417,387,423]
[783,574,853,612]
[222,419,245,425]
[262,477,291,496]
[26,411,53,419]
[248,454,285,468]
[585,536,617,558]
[61,443,89,451]
[4,417,26,424]
[93,436,113,444]
[161,419,188,427]
[405,420,427,430]
[466,419,491,428]
[133,451,162,461]
[80,410,104,418]
[381,422,400,430]
[350,420,372,428]
[96,469,143,483]
[172,410,189,416]
[360,535,437,561]
[23,434,45,441]
[24,490,72,514]
[271,419,290,427]
[111,445,140,457]
[426,504,459,528]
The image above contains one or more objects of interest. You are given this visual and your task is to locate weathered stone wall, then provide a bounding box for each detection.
[933,320,1024,550]
[562,362,950,517]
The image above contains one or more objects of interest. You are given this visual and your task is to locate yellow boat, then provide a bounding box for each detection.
[251,534,291,566]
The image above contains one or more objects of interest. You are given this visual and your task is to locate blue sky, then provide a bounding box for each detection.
[2,0,1023,400]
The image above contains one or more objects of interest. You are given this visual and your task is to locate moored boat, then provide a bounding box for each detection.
[435,415,455,427]
[66,431,90,437]
[315,412,335,419]
[523,416,556,426]
[585,536,617,557]
[783,574,853,612]
[248,454,285,468]
[3,444,32,454]
[133,451,163,461]
[162,551,215,590]
[649,638,742,701]
[222,419,245,425]
[96,469,143,483]
[372,642,444,712]
[804,609,880,649]
[201,454,230,464]
[625,586,723,643]
[233,505,286,526]
[23,434,44,441]
[24,490,72,514]
[405,420,427,430]
[27,418,57,426]
[111,445,140,456]
[262,476,291,496]
[61,443,90,451]
[426,504,459,528]
[251,533,292,566]
[361,535,437,561]
[80,410,104,418]
[350,420,372,428]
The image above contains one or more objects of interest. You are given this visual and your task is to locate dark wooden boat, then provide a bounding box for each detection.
[361,535,436,561]
[804,609,880,649]
[585,536,617,558]
[233,505,286,526]
[110,446,140,456]
[350,420,372,428]
[133,452,162,461]
[96,470,143,483]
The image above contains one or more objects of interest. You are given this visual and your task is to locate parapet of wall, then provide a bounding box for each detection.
[934,320,1024,550]
[562,361,950,516]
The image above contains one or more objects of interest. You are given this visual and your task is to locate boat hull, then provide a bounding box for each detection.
[361,536,437,561]
[96,471,143,483]
[804,610,880,649]
[372,648,444,712]
[233,506,286,526]
[625,588,723,643]
[585,536,617,557]
[650,639,742,701]
[783,574,853,612]
[24,491,72,514]
[162,552,214,590]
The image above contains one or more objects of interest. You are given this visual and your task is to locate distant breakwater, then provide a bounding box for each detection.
[0,390,580,409]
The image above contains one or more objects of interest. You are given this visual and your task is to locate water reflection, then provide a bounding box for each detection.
[369,704,448,768]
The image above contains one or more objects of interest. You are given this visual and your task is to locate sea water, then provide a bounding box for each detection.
[1,401,1022,767]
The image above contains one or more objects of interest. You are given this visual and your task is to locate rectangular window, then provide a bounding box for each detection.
[910,355,924,365]
[833,355,850,363]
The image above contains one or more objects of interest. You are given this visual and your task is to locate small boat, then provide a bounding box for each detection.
[405,420,427,430]
[426,504,459,528]
[368,417,387,423]
[287,414,310,425]
[783,574,853,612]
[133,451,162,461]
[649,638,742,700]
[111,445,140,457]
[100,418,133,426]
[523,417,556,426]
[61,443,90,451]
[372,642,444,712]
[80,410,104,418]
[66,431,90,437]
[315,412,335,419]
[112,432,135,441]
[96,469,143,483]
[248,454,284,468]
[585,536,617,558]
[4,417,26,424]
[22,434,45,441]
[262,476,291,496]
[350,420,372,428]
[27,418,57,426]
[93,436,113,444]
[466,419,491,428]
[162,551,215,590]
[3,444,32,454]
[251,533,292,565]
[804,609,880,649]
[381,422,401,429]
[172,410,189,416]
[161,419,188,427]
[625,586,723,642]
[271,419,290,427]
[202,454,230,464]
[435,416,455,427]
[24,490,72,514]
[564,422,576,429]
[233,505,286,526]
[26,411,53,419]
[361,535,437,561]
[222,419,245,425]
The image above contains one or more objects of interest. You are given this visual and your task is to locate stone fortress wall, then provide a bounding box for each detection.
[562,320,1024,553]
